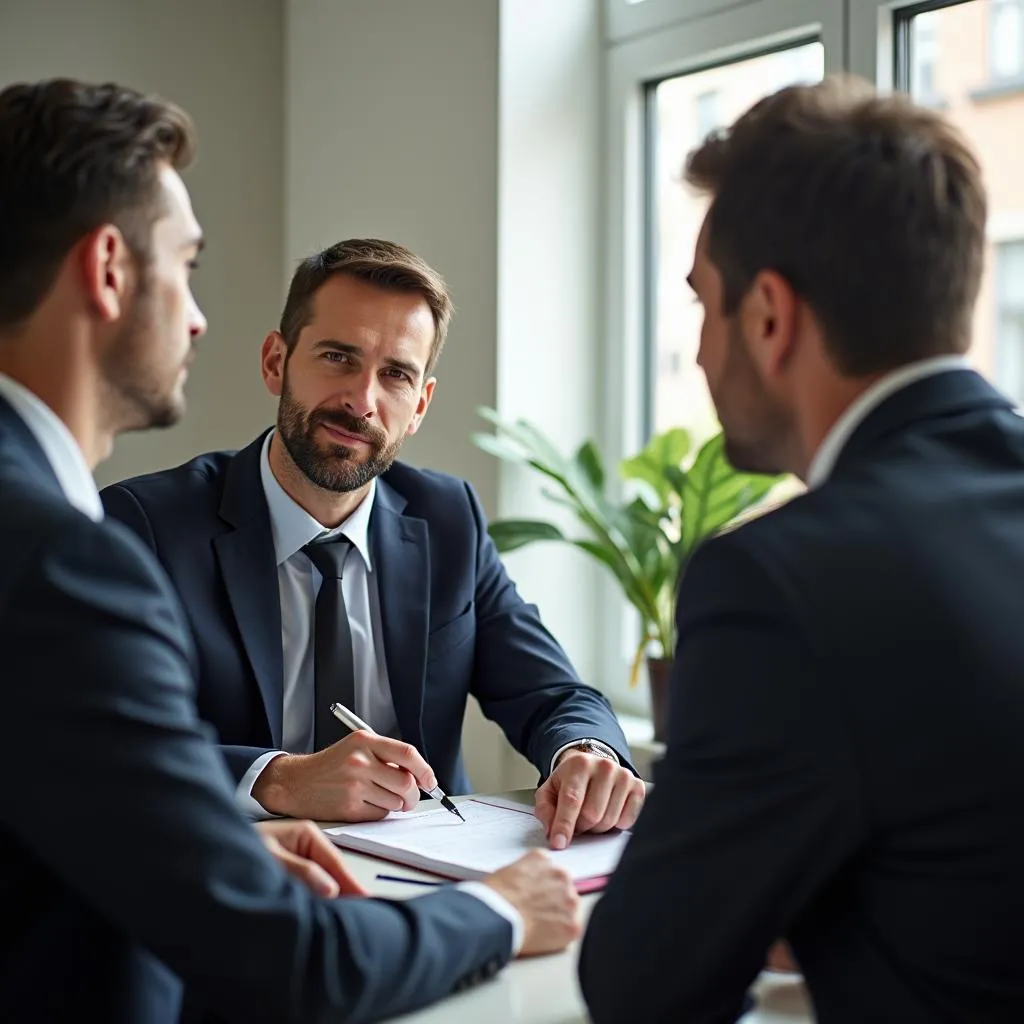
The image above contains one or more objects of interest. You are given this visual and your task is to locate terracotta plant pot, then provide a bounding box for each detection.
[646,656,673,743]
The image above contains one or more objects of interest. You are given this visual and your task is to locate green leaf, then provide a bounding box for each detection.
[572,539,659,626]
[622,495,665,531]
[475,405,502,425]
[680,433,726,554]
[620,427,692,505]
[475,408,572,480]
[649,426,692,466]
[680,434,781,557]
[487,518,565,553]
[574,439,605,491]
[701,475,778,535]
[663,465,689,503]
[471,431,530,465]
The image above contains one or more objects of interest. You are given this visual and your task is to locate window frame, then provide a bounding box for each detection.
[640,34,825,439]
[600,0,844,713]
[847,0,956,88]
[994,238,1024,406]
[989,0,1024,82]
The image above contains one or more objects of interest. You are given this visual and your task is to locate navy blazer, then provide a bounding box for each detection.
[0,397,515,1024]
[580,370,1024,1023]
[102,431,630,792]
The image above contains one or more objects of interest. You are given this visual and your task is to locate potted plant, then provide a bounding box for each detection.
[472,408,783,741]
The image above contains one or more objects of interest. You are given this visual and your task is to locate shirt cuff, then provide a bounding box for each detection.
[235,750,288,820]
[549,738,620,777]
[456,881,525,955]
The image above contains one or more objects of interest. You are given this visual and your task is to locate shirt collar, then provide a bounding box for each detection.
[0,372,103,521]
[805,356,971,489]
[259,429,375,570]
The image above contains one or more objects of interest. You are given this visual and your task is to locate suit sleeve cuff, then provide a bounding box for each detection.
[549,738,620,777]
[455,881,524,955]
[235,750,288,819]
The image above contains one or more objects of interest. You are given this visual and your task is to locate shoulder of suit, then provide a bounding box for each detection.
[101,447,238,503]
[693,482,856,573]
[380,460,475,504]
[696,474,899,603]
[0,482,166,592]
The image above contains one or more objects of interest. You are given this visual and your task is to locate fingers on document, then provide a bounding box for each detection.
[550,786,587,849]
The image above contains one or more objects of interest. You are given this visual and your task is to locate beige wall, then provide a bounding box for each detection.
[0,0,285,488]
[285,0,501,509]
[286,0,510,790]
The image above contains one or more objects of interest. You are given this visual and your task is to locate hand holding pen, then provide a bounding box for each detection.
[250,706,462,823]
[329,702,465,822]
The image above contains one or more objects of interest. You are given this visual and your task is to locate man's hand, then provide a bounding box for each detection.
[482,850,581,957]
[767,939,800,972]
[251,731,439,821]
[256,819,368,898]
[534,750,646,850]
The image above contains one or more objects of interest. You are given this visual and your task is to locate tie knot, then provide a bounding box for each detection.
[303,536,351,580]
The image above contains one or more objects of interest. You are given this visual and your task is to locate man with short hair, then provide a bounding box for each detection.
[580,76,1024,1022]
[0,76,579,1024]
[102,237,645,849]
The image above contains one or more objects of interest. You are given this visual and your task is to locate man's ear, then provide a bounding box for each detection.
[406,377,436,436]
[80,225,133,323]
[742,269,799,377]
[261,331,288,397]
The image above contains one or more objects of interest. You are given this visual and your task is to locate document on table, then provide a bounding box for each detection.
[324,796,630,891]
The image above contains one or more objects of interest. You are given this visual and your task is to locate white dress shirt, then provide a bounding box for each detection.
[0,373,103,521]
[263,433,399,752]
[236,433,400,816]
[806,356,971,488]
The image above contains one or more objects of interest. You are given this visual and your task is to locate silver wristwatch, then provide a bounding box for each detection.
[567,739,617,761]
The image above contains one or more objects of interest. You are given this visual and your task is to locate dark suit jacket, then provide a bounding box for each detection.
[101,431,630,792]
[0,397,515,1024]
[580,370,1024,1023]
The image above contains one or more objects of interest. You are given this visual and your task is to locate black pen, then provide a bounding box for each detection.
[328,702,466,822]
[376,873,445,887]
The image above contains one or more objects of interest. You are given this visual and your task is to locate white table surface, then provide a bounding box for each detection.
[326,790,813,1024]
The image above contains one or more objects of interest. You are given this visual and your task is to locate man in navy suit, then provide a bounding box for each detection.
[103,238,644,848]
[579,78,1024,1021]
[0,76,580,1024]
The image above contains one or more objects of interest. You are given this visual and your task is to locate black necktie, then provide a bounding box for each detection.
[302,535,356,751]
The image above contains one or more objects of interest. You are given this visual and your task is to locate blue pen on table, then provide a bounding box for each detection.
[328,701,466,822]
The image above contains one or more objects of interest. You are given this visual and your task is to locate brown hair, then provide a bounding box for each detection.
[280,238,453,376]
[0,78,196,331]
[684,75,987,376]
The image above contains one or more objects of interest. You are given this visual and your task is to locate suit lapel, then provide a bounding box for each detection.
[213,432,285,744]
[371,479,430,756]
